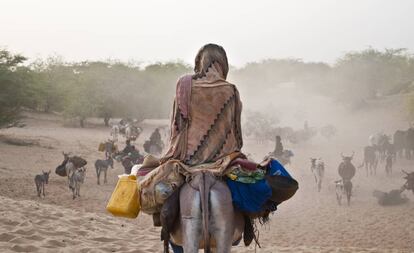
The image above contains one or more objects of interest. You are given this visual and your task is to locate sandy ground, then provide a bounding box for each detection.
[0,111,414,252]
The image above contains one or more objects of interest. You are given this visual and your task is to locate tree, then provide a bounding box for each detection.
[0,49,29,127]
[333,48,414,105]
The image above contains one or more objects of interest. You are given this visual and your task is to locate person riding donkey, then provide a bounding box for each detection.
[136,44,297,253]
[274,135,284,157]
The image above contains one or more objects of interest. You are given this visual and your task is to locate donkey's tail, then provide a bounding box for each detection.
[199,172,213,253]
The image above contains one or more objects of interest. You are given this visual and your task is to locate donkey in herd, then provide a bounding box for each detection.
[163,171,244,253]
[310,158,324,192]
[60,152,87,188]
[34,170,51,198]
[95,157,113,185]
[70,167,86,199]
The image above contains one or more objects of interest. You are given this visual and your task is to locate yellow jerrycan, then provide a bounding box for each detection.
[106,175,140,218]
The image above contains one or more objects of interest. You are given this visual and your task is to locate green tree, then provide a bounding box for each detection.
[333,48,414,105]
[0,49,29,127]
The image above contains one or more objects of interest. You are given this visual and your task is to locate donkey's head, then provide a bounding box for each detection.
[62,151,71,161]
[42,170,51,184]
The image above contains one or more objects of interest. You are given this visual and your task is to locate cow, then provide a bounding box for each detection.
[402,170,414,194]
[405,128,414,159]
[369,133,391,162]
[338,152,356,206]
[362,146,378,176]
[385,153,393,175]
[393,130,406,159]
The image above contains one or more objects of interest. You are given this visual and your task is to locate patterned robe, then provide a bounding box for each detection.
[161,63,243,168]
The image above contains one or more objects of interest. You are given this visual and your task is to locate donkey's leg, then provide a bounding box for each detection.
[36,182,41,197]
[77,182,81,197]
[317,178,321,192]
[96,168,101,185]
[180,184,202,253]
[72,184,76,200]
[42,182,45,197]
[104,168,107,184]
[210,183,235,253]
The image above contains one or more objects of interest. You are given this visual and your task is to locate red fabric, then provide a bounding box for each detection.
[137,167,155,177]
[176,75,192,119]
[230,158,258,171]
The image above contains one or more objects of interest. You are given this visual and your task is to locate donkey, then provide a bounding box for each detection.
[169,171,244,253]
[61,152,87,189]
[35,170,51,197]
[70,167,86,199]
[310,158,324,192]
[95,157,113,185]
[62,152,75,188]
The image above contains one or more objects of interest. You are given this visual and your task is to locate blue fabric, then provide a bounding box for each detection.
[170,241,183,253]
[268,159,293,179]
[226,177,272,213]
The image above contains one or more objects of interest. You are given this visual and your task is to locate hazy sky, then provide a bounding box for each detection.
[1,0,413,66]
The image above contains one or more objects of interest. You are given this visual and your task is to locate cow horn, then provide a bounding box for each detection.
[402,169,408,175]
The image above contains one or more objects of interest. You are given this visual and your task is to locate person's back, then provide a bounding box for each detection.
[122,140,134,155]
[150,128,163,147]
[274,135,284,157]
[162,44,243,166]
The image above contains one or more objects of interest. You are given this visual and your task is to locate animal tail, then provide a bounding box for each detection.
[199,172,212,253]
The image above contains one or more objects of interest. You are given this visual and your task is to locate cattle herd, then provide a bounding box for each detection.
[306,127,414,206]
